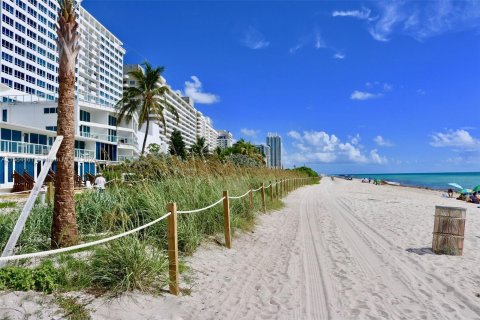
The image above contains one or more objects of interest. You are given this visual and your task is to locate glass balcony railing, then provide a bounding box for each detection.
[0,139,94,159]
[117,155,136,162]
[74,149,95,159]
[0,140,51,155]
[80,131,118,143]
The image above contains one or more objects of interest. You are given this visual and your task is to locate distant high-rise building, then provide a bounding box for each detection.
[266,133,282,169]
[217,130,233,149]
[255,144,271,167]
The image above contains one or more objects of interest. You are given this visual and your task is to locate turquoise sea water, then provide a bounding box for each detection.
[351,172,480,190]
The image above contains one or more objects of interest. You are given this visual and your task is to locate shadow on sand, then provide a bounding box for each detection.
[406,247,435,255]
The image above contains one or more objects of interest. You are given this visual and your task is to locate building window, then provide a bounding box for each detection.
[45,126,56,131]
[80,110,90,122]
[108,115,117,126]
[2,110,7,122]
[43,107,57,114]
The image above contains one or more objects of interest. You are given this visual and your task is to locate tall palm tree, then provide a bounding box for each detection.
[116,62,179,155]
[190,136,209,158]
[51,0,81,248]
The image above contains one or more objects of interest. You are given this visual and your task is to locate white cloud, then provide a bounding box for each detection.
[287,130,388,165]
[351,82,392,100]
[417,89,426,95]
[430,129,480,149]
[374,135,394,147]
[240,128,259,137]
[314,28,327,49]
[332,7,373,20]
[333,52,346,59]
[183,76,220,105]
[241,26,270,50]
[370,149,388,164]
[350,90,382,101]
[364,1,480,41]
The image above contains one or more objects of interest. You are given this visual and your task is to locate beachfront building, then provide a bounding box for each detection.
[255,144,271,168]
[196,111,217,151]
[0,0,138,189]
[123,64,217,154]
[266,133,282,169]
[217,130,233,149]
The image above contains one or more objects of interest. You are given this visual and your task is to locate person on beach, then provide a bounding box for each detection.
[94,173,107,192]
[448,189,454,198]
[469,192,480,204]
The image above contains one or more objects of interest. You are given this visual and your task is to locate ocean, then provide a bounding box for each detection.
[351,172,480,190]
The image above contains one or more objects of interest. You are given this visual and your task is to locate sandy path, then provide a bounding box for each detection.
[2,179,480,319]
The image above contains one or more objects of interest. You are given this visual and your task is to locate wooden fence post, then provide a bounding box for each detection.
[275,179,279,199]
[269,181,273,202]
[249,187,254,209]
[223,191,232,249]
[166,202,179,296]
[261,183,266,213]
[47,181,54,205]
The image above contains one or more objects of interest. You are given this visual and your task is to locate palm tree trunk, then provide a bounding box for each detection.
[141,117,150,155]
[51,4,80,248]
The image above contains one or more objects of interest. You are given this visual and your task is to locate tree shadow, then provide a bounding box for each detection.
[406,247,435,255]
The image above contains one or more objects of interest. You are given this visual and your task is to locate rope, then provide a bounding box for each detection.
[229,190,251,200]
[177,197,225,214]
[0,212,171,262]
[252,186,263,192]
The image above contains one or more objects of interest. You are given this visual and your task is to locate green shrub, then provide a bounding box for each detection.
[0,260,58,293]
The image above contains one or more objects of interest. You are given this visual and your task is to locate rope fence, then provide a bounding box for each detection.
[0,176,319,295]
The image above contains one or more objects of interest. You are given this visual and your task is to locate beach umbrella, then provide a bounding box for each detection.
[460,188,473,194]
[448,183,463,190]
[473,185,480,192]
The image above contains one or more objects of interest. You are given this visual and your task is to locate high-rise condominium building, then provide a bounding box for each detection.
[255,144,271,168]
[216,130,233,149]
[266,133,282,169]
[0,0,138,189]
[123,64,217,153]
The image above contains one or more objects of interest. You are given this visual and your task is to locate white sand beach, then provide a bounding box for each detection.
[2,178,480,319]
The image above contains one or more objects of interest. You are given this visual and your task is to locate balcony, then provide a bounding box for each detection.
[117,136,138,146]
[118,155,136,162]
[74,149,95,160]
[0,139,94,160]
[80,131,118,143]
[0,140,51,156]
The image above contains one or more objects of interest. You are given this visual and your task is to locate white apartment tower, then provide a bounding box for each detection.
[0,0,138,189]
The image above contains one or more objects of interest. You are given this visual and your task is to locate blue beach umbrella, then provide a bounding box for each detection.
[460,188,473,194]
[448,183,463,190]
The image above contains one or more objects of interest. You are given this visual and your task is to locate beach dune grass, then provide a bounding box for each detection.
[0,155,315,294]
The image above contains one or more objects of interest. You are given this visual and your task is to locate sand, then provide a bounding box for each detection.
[1,178,479,319]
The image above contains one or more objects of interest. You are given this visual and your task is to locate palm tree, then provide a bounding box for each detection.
[116,62,178,155]
[190,136,209,158]
[51,0,81,248]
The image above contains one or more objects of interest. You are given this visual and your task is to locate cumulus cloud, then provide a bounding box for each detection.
[183,76,220,105]
[333,52,346,59]
[335,1,480,42]
[350,91,382,100]
[287,130,388,165]
[430,129,480,150]
[374,135,394,147]
[240,128,259,137]
[241,26,270,50]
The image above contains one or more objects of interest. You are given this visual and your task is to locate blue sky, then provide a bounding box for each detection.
[83,0,480,174]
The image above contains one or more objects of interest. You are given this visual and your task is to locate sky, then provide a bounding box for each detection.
[82,0,480,174]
